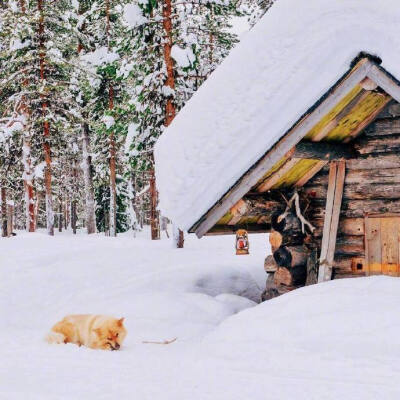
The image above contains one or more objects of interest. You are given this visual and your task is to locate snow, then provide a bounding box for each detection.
[2,231,400,399]
[154,0,400,231]
[171,45,196,68]
[102,115,115,129]
[9,38,31,51]
[124,123,138,154]
[123,3,148,28]
[80,47,119,66]
[34,161,46,179]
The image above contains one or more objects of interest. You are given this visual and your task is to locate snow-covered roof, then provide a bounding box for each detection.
[154,0,400,233]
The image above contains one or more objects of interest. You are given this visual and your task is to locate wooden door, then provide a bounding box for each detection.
[365,216,400,276]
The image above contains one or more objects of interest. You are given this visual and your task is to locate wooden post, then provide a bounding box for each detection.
[318,161,346,282]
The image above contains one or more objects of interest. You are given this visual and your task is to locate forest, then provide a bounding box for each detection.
[0,0,271,240]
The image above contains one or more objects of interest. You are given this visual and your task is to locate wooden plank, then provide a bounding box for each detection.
[295,160,327,187]
[346,153,400,170]
[312,90,369,141]
[354,134,400,154]
[318,161,346,282]
[343,95,391,142]
[293,141,356,161]
[367,64,400,104]
[326,161,346,265]
[227,199,248,225]
[256,158,299,192]
[381,217,399,276]
[319,162,337,264]
[365,217,382,276]
[192,59,375,237]
[365,117,400,136]
[313,217,365,237]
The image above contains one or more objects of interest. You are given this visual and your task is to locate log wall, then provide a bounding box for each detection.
[303,101,400,278]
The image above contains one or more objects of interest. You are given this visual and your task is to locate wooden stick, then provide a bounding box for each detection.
[277,192,315,233]
[142,338,177,345]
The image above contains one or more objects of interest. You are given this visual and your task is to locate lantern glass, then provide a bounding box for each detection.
[235,229,249,255]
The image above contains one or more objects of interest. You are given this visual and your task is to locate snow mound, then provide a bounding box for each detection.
[204,276,400,361]
[155,0,400,231]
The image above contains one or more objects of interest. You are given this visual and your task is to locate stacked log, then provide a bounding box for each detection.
[262,211,310,301]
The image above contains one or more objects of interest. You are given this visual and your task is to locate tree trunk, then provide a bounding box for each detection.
[1,187,7,237]
[105,0,117,237]
[172,223,184,248]
[162,0,184,247]
[58,197,62,232]
[81,123,96,234]
[77,12,97,235]
[149,169,160,240]
[23,148,35,232]
[71,201,77,235]
[109,110,117,237]
[7,203,13,237]
[38,0,54,236]
[19,0,35,233]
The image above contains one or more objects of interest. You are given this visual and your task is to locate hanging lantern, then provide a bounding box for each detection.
[235,229,249,255]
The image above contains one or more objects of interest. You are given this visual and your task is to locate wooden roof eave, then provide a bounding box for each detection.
[190,57,400,238]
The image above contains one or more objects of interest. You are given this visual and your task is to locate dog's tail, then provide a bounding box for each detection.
[45,330,65,344]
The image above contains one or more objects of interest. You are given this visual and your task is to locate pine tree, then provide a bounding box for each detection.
[122,0,241,244]
[0,0,80,235]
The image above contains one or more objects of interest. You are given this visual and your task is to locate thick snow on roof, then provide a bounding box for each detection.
[155,0,400,231]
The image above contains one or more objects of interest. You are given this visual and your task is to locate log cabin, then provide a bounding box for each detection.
[154,1,400,299]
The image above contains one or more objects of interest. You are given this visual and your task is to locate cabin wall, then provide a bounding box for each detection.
[303,101,400,278]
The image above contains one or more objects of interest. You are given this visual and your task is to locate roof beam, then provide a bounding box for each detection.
[367,64,400,103]
[293,141,356,160]
[205,223,271,236]
[295,160,328,187]
[256,158,299,192]
[192,58,374,237]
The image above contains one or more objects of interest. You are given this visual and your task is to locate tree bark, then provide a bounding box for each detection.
[58,197,62,232]
[76,11,97,235]
[71,201,77,235]
[7,203,13,237]
[1,187,7,237]
[81,123,96,234]
[162,0,183,246]
[106,0,117,237]
[38,0,54,236]
[19,0,35,233]
[172,223,184,248]
[23,147,35,232]
[149,170,160,240]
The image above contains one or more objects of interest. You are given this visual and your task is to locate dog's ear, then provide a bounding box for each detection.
[118,317,125,326]
[94,328,102,336]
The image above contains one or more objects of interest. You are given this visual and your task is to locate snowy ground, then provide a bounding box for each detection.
[1,230,400,399]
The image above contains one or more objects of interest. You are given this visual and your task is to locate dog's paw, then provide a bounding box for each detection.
[45,331,66,344]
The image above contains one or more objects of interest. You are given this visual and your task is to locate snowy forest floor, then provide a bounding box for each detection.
[1,230,400,399]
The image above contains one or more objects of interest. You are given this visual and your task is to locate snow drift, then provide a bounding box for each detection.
[2,232,400,399]
[155,0,400,231]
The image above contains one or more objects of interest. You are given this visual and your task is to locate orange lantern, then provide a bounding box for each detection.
[235,229,249,255]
